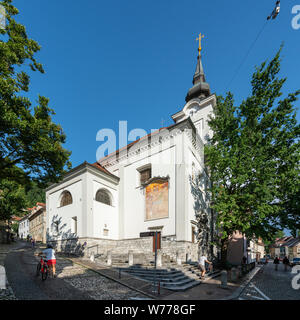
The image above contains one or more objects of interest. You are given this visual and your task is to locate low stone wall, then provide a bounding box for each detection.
[48,237,201,264]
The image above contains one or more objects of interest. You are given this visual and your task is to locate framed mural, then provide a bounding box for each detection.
[145,178,169,221]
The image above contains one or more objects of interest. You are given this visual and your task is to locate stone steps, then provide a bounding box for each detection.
[119,266,200,291]
[121,270,187,282]
[92,256,221,292]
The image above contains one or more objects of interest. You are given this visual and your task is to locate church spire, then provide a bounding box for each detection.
[185,33,211,103]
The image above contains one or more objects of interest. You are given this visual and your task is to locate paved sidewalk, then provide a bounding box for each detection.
[161,275,242,300]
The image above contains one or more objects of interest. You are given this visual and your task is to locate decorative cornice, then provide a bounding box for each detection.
[141,175,170,188]
[101,123,189,168]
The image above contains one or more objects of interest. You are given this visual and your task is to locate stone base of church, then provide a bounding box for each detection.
[48,236,202,264]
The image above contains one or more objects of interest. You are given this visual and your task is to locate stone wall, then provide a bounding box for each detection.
[49,236,201,264]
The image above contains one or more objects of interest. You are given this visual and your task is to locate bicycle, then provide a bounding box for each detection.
[36,255,49,281]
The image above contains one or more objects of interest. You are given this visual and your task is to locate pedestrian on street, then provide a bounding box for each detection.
[31,238,35,249]
[198,254,213,279]
[274,256,280,271]
[283,256,290,272]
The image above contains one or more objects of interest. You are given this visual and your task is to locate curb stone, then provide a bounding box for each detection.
[221,266,261,300]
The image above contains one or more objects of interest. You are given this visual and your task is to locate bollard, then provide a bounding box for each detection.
[157,250,162,268]
[176,251,182,266]
[186,252,191,263]
[237,266,242,278]
[0,265,6,290]
[128,251,134,266]
[220,270,228,289]
[231,267,237,282]
[107,251,112,266]
[90,252,95,263]
[119,268,121,279]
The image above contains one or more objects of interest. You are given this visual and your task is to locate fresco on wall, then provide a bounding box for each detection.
[145,180,169,220]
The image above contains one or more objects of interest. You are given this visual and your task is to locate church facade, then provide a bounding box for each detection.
[46,52,218,263]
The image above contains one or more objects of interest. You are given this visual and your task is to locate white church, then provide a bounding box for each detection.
[46,50,218,263]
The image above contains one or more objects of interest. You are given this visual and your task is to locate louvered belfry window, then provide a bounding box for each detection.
[60,191,73,207]
[140,168,151,185]
[96,189,112,206]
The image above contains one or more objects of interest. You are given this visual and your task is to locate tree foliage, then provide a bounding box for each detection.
[0,0,71,188]
[0,179,28,220]
[25,180,45,207]
[205,48,300,263]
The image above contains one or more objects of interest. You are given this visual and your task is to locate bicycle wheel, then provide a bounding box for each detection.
[36,263,41,276]
[42,266,48,281]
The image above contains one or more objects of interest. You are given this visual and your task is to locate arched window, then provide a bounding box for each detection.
[95,189,112,206]
[60,191,73,207]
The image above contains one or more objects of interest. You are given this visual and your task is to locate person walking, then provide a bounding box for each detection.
[31,238,35,249]
[283,256,290,272]
[274,256,280,271]
[198,254,213,279]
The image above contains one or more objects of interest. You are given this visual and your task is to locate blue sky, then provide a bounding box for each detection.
[13,0,300,168]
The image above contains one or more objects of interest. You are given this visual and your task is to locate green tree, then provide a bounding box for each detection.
[0,0,71,188]
[0,179,28,242]
[0,179,27,220]
[205,48,300,266]
[25,180,45,207]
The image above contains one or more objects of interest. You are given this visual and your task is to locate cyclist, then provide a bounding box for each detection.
[39,244,57,278]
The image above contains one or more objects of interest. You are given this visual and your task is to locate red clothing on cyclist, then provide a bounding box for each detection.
[42,247,56,266]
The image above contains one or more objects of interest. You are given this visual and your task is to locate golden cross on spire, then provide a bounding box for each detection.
[196,33,204,55]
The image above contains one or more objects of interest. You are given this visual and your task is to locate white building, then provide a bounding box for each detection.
[18,215,30,240]
[46,53,217,262]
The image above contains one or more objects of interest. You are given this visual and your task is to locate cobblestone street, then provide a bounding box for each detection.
[237,261,300,300]
[55,257,147,300]
[2,241,146,300]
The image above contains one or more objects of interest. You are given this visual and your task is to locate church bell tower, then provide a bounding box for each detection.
[171,33,216,143]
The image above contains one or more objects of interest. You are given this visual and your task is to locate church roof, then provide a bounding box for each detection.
[185,54,211,103]
[45,161,119,192]
[90,161,118,177]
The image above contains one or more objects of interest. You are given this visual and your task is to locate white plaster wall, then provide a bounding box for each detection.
[46,175,84,240]
[190,102,214,143]
[91,177,119,240]
[120,141,177,240]
[175,96,215,144]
